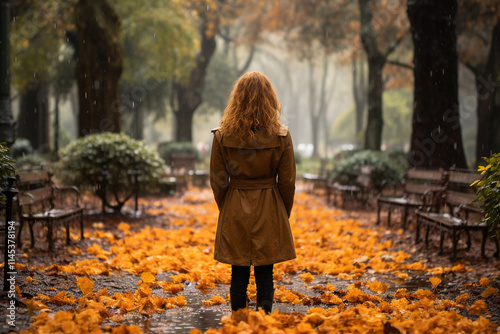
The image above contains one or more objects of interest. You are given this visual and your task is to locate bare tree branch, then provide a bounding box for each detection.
[387,60,413,70]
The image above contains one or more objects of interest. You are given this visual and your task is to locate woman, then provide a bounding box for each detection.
[210,71,296,314]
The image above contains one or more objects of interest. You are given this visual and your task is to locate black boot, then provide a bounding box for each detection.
[256,291,274,314]
[230,291,248,312]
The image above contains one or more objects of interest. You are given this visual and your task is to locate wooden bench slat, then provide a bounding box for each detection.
[445,191,477,207]
[448,173,479,184]
[404,183,443,195]
[406,169,444,180]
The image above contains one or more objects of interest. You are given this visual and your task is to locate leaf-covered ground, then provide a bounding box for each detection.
[1,187,499,333]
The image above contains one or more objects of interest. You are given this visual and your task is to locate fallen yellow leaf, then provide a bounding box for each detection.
[141,272,156,283]
[429,277,442,289]
[76,277,94,296]
[479,277,490,286]
[469,300,487,315]
[481,286,497,298]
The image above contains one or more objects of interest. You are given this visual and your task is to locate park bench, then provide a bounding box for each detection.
[302,159,328,193]
[15,169,84,250]
[168,153,209,191]
[377,168,445,228]
[415,169,499,259]
[326,165,375,209]
[169,153,196,192]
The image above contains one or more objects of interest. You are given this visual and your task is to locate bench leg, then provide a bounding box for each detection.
[439,231,445,255]
[415,217,421,243]
[465,230,472,251]
[425,224,430,248]
[402,205,409,228]
[29,221,35,248]
[376,204,382,225]
[481,229,488,259]
[48,221,54,251]
[80,215,85,240]
[340,194,346,209]
[387,209,392,227]
[65,221,71,245]
[17,220,24,248]
[451,230,458,260]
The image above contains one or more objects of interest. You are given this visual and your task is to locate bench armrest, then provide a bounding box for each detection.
[457,203,484,221]
[17,192,36,207]
[420,188,445,212]
[53,185,81,207]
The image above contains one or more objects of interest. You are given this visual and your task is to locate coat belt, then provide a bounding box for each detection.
[229,177,277,190]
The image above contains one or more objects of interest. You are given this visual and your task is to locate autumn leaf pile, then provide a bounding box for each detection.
[15,190,500,333]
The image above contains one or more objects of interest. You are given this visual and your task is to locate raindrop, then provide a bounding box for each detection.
[33,72,36,78]
[207,4,209,10]
[34,107,37,114]
[54,23,57,29]
[442,69,444,75]
[154,32,156,39]
[94,100,96,105]
[430,70,433,77]
[85,92,88,99]
[454,142,457,150]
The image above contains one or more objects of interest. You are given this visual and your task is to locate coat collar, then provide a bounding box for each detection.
[212,126,288,149]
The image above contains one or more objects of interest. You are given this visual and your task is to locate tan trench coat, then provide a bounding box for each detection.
[210,125,296,266]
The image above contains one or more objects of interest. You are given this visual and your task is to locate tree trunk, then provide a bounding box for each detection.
[358,0,385,151]
[132,105,144,140]
[0,0,16,147]
[17,79,50,153]
[363,54,384,151]
[407,0,467,169]
[173,15,216,142]
[54,93,59,155]
[352,55,366,147]
[475,20,500,166]
[490,29,500,155]
[75,0,122,137]
[308,58,321,158]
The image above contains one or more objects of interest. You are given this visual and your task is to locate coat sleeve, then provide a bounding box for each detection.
[210,131,229,210]
[277,132,296,217]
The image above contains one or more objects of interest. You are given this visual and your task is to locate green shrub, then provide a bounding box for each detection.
[0,143,15,187]
[14,154,47,170]
[474,153,500,236]
[157,141,199,165]
[59,132,166,212]
[10,138,34,158]
[329,150,405,190]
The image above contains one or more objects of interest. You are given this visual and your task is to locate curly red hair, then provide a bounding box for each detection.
[220,71,282,138]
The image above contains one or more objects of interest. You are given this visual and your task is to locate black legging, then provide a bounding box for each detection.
[230,264,274,296]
